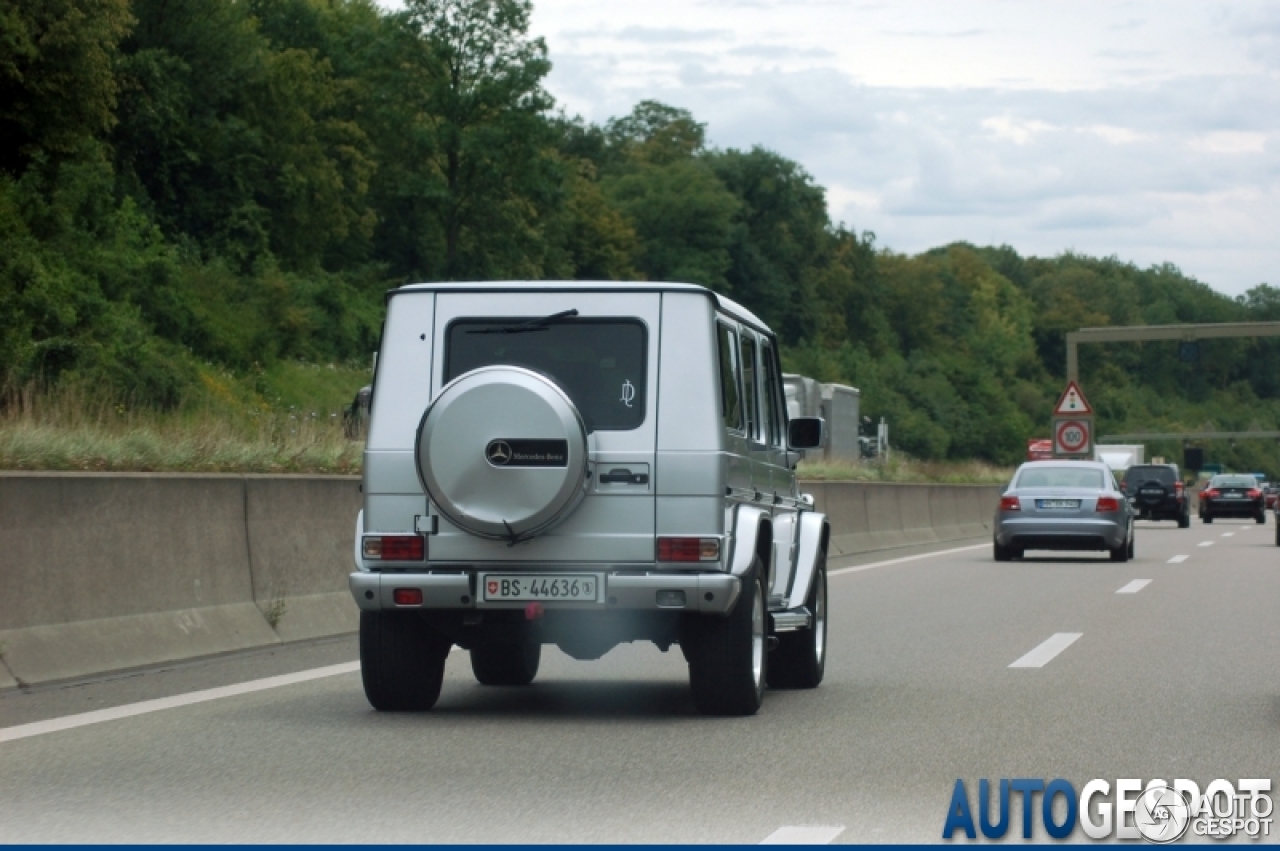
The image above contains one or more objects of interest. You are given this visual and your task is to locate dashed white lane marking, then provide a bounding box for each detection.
[0,662,361,744]
[1009,633,1082,668]
[761,825,846,844]
[828,543,987,577]
[1222,532,1235,537]
[1199,541,1215,547]
[1168,555,1189,564]
[1116,580,1151,594]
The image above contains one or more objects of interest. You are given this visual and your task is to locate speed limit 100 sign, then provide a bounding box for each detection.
[1053,418,1092,456]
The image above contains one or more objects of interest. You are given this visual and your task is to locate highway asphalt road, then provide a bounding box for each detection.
[2,516,1278,843]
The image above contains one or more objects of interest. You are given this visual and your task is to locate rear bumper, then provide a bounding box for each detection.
[1132,497,1185,518]
[349,570,741,615]
[1202,501,1263,517]
[994,517,1128,551]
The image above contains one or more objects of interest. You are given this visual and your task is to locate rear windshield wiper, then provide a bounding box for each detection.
[468,308,579,334]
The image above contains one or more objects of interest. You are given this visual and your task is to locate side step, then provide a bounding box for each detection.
[769,607,812,633]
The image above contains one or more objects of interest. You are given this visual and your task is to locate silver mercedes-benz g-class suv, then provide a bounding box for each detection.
[350,281,830,715]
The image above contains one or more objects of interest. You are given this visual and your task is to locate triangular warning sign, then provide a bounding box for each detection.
[1053,380,1093,415]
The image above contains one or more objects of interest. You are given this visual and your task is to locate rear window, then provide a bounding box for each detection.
[1016,467,1105,489]
[1122,466,1176,485]
[445,318,646,432]
[1211,476,1257,488]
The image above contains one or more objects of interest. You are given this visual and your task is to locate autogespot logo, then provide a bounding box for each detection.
[942,778,1273,842]
[1133,784,1191,843]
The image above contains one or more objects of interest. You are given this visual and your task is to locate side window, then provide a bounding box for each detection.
[717,322,743,431]
[740,335,760,442]
[761,340,784,448]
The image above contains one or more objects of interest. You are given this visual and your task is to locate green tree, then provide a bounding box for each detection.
[0,0,133,175]
[398,0,559,280]
[707,147,832,345]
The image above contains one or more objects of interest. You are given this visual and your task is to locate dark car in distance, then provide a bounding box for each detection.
[1121,463,1190,528]
[1199,474,1267,524]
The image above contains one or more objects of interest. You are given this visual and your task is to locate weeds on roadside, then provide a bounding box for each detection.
[797,455,1013,485]
[3,379,1014,483]
[0,380,363,474]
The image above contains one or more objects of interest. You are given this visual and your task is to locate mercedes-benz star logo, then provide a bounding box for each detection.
[1134,783,1192,844]
[486,440,512,465]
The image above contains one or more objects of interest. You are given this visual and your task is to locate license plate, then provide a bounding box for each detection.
[1141,488,1164,496]
[1223,493,1244,499]
[480,574,602,603]
[1037,499,1080,509]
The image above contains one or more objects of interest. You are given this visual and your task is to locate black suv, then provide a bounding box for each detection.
[1121,463,1190,528]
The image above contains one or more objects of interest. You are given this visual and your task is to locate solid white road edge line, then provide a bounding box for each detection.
[0,661,361,744]
[1168,555,1189,564]
[1009,633,1082,669]
[828,543,988,577]
[1116,580,1151,594]
[761,825,847,844]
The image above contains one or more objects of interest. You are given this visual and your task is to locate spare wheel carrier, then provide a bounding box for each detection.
[415,366,589,542]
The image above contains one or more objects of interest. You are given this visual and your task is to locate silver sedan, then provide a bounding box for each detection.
[993,460,1134,562]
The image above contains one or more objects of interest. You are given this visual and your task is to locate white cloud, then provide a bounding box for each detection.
[1085,125,1149,145]
[981,116,1057,145]
[1188,132,1268,155]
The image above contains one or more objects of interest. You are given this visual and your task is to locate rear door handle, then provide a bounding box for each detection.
[599,468,648,485]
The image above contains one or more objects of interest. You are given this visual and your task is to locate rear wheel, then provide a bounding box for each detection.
[1177,510,1190,529]
[685,563,767,716]
[1109,534,1130,562]
[1275,520,1279,546]
[1203,513,1214,524]
[768,554,827,690]
[1127,533,1135,560]
[993,540,1014,562]
[471,638,541,686]
[360,611,452,711]
[1256,511,1266,525]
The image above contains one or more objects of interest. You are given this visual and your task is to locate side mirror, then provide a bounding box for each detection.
[788,417,824,450]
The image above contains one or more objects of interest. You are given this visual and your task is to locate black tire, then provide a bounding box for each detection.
[360,611,452,711]
[993,540,1013,562]
[1178,511,1190,529]
[768,554,827,690]
[1256,511,1266,525]
[1127,533,1135,560]
[685,562,767,716]
[1109,535,1130,562]
[1274,520,1279,546]
[471,638,541,686]
[1203,514,1214,524]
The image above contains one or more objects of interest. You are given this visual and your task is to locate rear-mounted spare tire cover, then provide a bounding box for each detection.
[416,366,588,541]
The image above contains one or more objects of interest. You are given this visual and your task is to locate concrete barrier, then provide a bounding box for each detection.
[802,481,999,558]
[0,473,999,689]
[0,473,360,688]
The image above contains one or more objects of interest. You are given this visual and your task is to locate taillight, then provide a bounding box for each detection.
[657,537,721,562]
[1096,496,1121,512]
[999,496,1020,511]
[362,534,425,561]
[1175,481,1184,496]
[1204,489,1219,499]
[1248,488,1262,499]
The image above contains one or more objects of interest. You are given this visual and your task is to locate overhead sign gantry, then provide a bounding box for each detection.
[1065,321,1280,382]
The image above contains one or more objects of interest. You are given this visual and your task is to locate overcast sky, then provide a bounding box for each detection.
[517,0,1278,298]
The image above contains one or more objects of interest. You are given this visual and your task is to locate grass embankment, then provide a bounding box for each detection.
[797,456,1013,485]
[3,367,1013,482]
[0,362,370,474]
